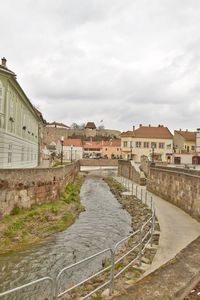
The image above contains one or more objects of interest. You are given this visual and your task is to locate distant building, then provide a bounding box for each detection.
[83,141,103,158]
[102,139,121,159]
[0,57,40,168]
[174,130,196,154]
[173,129,200,165]
[46,121,70,129]
[57,138,83,161]
[121,124,173,162]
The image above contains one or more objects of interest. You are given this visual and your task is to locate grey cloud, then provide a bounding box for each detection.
[1,0,200,131]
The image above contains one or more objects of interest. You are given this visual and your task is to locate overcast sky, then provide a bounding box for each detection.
[1,0,200,132]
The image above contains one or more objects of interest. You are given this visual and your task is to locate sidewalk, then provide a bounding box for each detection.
[114,176,200,276]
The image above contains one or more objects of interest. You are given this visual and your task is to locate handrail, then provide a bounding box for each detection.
[0,276,54,299]
[0,175,157,300]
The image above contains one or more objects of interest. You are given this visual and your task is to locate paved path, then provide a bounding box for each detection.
[114,176,200,276]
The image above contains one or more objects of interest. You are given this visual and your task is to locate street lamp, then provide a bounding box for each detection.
[70,145,73,162]
[60,136,64,165]
[151,144,155,165]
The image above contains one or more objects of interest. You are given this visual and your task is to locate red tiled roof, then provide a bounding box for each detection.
[83,141,102,149]
[103,139,121,147]
[63,139,82,147]
[133,126,173,139]
[175,130,196,141]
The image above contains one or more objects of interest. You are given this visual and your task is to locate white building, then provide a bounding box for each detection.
[121,124,173,162]
[0,58,40,169]
[57,138,83,161]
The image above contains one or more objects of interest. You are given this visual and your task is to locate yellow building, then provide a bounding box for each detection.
[102,139,121,159]
[174,130,196,154]
[121,124,173,162]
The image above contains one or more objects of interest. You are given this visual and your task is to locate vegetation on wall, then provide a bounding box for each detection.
[0,175,85,255]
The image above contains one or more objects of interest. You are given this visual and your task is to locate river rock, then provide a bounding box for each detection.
[101,288,110,298]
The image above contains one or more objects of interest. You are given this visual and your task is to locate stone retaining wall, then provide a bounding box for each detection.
[147,166,200,221]
[79,158,118,166]
[114,236,200,300]
[0,162,79,215]
[118,160,145,185]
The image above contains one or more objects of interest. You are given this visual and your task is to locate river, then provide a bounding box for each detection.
[0,170,132,299]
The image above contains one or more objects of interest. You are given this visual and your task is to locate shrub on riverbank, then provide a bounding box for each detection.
[0,175,85,255]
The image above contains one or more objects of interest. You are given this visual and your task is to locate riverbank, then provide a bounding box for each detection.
[0,175,85,255]
[63,176,159,300]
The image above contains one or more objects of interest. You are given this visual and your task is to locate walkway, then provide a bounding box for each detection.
[114,176,200,276]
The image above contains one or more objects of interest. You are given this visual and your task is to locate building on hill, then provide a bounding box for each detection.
[121,124,173,162]
[46,121,70,129]
[102,139,121,159]
[0,57,41,168]
[43,120,121,146]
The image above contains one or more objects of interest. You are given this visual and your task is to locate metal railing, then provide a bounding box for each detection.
[0,176,156,300]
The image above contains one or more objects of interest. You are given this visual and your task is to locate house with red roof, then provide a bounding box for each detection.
[83,141,103,158]
[102,139,121,159]
[57,138,83,161]
[121,124,173,162]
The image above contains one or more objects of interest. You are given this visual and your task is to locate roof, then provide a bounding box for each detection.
[0,59,40,121]
[133,126,173,139]
[121,131,134,137]
[103,139,121,147]
[63,139,83,147]
[85,122,96,129]
[46,121,70,128]
[175,130,196,142]
[83,141,102,149]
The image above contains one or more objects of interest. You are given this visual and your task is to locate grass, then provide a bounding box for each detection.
[0,175,85,255]
[104,176,126,193]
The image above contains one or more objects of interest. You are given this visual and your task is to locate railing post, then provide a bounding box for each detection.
[109,250,115,296]
[139,227,143,266]
[141,189,143,202]
[136,186,138,198]
[150,210,155,247]
[131,183,133,196]
[150,196,153,211]
[145,191,147,205]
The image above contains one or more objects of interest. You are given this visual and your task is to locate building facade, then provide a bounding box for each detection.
[102,139,121,159]
[121,125,173,162]
[174,130,196,154]
[58,138,83,161]
[0,58,40,168]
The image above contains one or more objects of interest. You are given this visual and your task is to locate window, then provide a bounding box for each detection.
[8,144,12,164]
[151,142,157,149]
[159,143,165,149]
[136,141,142,148]
[191,146,195,151]
[0,81,3,112]
[21,147,25,162]
[167,144,172,149]
[123,141,127,147]
[144,142,149,148]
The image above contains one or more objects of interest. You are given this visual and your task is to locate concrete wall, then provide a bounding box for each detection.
[147,166,200,221]
[118,160,141,184]
[0,162,79,215]
[79,158,118,166]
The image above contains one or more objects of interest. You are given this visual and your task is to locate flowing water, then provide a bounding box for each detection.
[0,170,132,299]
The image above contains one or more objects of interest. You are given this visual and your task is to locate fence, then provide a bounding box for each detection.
[0,176,156,300]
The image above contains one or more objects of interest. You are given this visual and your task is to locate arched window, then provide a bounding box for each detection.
[0,80,3,112]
